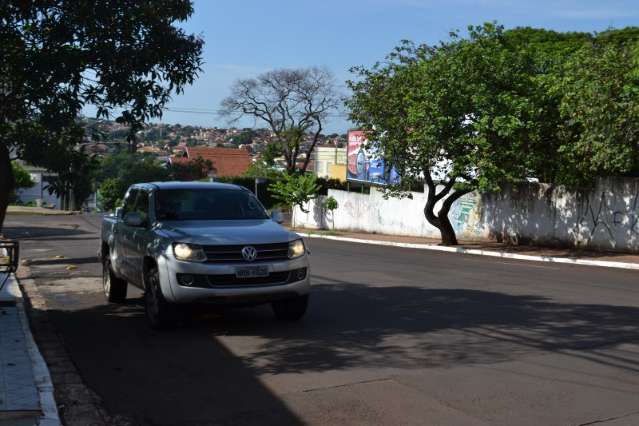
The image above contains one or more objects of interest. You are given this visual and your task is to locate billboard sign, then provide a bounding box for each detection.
[346,130,399,185]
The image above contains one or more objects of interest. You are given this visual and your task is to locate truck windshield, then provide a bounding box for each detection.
[155,188,269,221]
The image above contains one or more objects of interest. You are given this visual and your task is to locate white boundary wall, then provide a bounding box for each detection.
[293,177,639,252]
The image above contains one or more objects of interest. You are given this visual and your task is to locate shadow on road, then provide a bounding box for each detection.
[41,299,304,426]
[39,276,639,424]
[192,276,639,376]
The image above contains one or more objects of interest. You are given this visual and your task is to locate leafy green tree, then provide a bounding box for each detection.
[269,174,321,227]
[10,162,34,203]
[348,24,639,245]
[262,142,284,167]
[502,27,592,58]
[95,152,170,210]
[228,130,254,146]
[98,178,127,212]
[348,23,559,245]
[44,147,99,210]
[169,157,213,181]
[596,27,639,46]
[243,161,284,179]
[12,162,34,191]
[552,40,639,185]
[96,152,168,184]
[0,0,203,231]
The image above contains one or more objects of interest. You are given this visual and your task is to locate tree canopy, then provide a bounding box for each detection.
[0,0,203,229]
[347,23,639,245]
[553,38,639,186]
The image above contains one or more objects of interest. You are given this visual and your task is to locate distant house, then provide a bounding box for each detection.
[170,146,251,178]
[138,145,164,155]
[312,146,347,181]
[14,165,62,209]
[14,163,98,211]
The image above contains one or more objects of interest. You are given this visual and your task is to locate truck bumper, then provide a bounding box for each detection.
[159,255,311,304]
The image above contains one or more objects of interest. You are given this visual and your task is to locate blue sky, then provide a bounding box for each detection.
[101,0,639,132]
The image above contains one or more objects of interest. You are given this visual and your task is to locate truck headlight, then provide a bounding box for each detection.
[288,239,305,259]
[173,243,207,262]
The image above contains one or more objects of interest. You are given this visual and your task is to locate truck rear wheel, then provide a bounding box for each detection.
[103,258,127,303]
[144,265,175,330]
[272,295,308,322]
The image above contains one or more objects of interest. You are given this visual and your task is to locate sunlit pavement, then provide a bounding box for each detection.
[6,213,639,426]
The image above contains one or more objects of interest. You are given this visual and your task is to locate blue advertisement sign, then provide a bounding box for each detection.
[347,130,399,185]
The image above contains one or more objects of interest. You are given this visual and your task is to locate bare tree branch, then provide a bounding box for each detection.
[219,67,341,173]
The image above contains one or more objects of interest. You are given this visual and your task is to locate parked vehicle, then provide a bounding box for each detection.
[100,182,311,329]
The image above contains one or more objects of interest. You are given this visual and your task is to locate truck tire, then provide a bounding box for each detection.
[144,265,175,330]
[272,295,308,322]
[103,258,127,303]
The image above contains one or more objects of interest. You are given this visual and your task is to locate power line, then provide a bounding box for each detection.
[164,107,348,118]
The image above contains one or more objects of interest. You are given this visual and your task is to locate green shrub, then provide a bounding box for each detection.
[216,175,350,210]
[10,162,35,202]
[268,174,320,213]
[98,178,126,211]
[322,195,339,230]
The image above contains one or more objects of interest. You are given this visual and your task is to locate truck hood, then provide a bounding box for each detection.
[154,219,298,246]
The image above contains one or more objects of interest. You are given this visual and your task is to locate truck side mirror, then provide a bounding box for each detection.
[114,207,123,218]
[123,212,145,227]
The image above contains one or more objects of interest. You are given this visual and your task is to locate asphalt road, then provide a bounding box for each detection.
[6,213,639,426]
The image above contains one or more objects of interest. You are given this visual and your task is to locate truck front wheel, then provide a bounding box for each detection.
[103,258,127,303]
[144,265,175,330]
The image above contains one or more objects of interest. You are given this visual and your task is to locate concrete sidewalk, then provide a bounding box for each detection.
[6,207,74,216]
[294,228,639,270]
[0,274,59,426]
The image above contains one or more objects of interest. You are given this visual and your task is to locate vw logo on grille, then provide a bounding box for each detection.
[241,246,258,262]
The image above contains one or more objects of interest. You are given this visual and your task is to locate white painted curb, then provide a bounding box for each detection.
[298,233,639,271]
[11,275,61,426]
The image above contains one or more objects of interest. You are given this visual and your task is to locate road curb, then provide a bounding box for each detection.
[298,233,639,271]
[11,275,61,426]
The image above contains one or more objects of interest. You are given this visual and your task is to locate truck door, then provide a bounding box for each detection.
[128,189,151,288]
[118,188,139,281]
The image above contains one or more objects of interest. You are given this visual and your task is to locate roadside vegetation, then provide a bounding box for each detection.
[9,162,34,204]
[220,67,342,174]
[0,0,203,232]
[2,0,638,249]
[348,24,639,245]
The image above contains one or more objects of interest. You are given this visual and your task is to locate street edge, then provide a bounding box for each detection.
[297,233,639,271]
[11,274,62,426]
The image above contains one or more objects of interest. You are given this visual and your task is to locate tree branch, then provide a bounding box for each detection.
[440,188,473,217]
[434,178,456,202]
[302,120,323,172]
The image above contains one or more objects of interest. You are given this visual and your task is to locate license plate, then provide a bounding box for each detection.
[235,265,269,278]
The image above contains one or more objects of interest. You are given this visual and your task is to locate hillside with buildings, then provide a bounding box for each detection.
[78,118,349,179]
[81,118,346,156]
[13,119,350,209]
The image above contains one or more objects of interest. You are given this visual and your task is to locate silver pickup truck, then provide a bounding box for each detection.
[100,181,310,329]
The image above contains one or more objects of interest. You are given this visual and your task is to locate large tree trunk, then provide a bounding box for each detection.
[423,198,461,246]
[0,144,15,235]
[437,215,459,246]
[423,174,471,246]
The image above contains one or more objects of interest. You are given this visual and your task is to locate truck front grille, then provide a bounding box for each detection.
[203,242,289,263]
